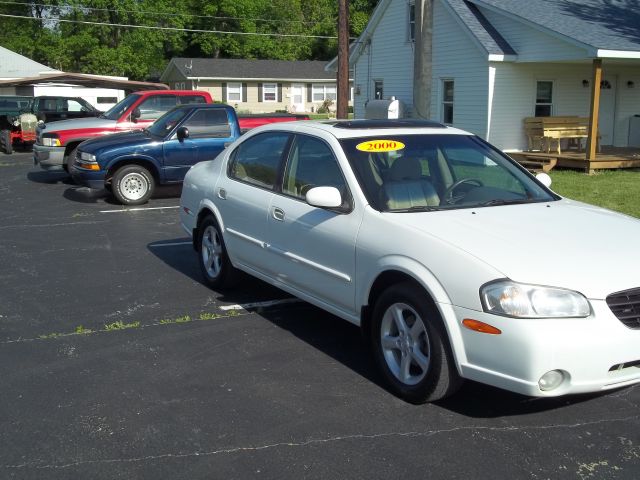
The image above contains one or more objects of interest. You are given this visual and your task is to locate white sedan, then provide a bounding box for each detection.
[180,119,640,404]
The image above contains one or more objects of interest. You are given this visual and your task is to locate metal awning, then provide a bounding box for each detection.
[0,72,168,92]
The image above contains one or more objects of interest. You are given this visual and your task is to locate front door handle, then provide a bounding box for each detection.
[272,207,285,221]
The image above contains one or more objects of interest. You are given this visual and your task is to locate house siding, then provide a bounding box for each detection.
[431,0,489,137]
[478,7,590,61]
[489,63,640,150]
[353,0,414,118]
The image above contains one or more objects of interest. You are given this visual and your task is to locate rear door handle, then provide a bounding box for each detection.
[272,207,285,221]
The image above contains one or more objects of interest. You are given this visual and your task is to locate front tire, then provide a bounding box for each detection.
[1,129,12,154]
[64,146,78,173]
[198,215,240,289]
[371,282,462,404]
[112,164,155,205]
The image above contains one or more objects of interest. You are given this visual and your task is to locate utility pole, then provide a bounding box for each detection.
[337,0,349,119]
[413,0,433,119]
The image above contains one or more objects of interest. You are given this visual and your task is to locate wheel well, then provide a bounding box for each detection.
[194,208,217,251]
[360,270,436,341]
[64,142,82,157]
[106,158,160,185]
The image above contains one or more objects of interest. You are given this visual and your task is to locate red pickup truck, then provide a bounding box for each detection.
[34,90,310,172]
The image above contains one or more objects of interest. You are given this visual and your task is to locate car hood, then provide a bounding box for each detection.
[394,199,640,299]
[42,116,117,132]
[79,130,154,153]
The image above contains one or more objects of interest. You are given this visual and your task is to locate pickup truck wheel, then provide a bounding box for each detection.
[112,165,154,205]
[198,215,240,289]
[64,146,78,173]
[1,129,12,155]
[371,282,462,404]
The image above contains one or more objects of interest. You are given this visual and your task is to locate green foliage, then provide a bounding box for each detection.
[104,320,141,331]
[0,0,375,80]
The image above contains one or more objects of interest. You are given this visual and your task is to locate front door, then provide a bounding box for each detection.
[290,84,305,113]
[598,76,616,146]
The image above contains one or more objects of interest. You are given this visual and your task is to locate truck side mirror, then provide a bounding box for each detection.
[131,107,141,123]
[176,126,189,141]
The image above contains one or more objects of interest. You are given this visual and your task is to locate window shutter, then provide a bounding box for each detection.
[222,83,227,102]
[277,83,283,103]
[242,83,248,103]
[258,83,263,103]
[306,83,312,102]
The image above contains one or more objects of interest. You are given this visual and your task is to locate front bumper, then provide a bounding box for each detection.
[449,301,640,397]
[33,144,65,171]
[69,162,106,190]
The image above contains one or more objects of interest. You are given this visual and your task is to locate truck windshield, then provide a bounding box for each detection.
[100,94,141,120]
[145,108,191,137]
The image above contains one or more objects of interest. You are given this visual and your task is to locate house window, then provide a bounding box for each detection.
[227,82,242,103]
[374,80,384,99]
[535,81,553,116]
[442,80,454,124]
[312,84,337,102]
[409,2,416,42]
[263,83,277,102]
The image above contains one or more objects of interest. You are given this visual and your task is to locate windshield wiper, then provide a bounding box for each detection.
[389,205,441,212]
[479,198,532,207]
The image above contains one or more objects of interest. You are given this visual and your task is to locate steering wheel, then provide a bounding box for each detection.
[442,178,484,205]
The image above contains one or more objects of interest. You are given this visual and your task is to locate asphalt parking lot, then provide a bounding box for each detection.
[1,150,639,479]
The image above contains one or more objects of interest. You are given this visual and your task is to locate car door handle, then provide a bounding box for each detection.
[217,188,226,200]
[272,207,285,221]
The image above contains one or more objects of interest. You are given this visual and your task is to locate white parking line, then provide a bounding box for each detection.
[149,241,192,247]
[220,298,303,311]
[100,206,180,213]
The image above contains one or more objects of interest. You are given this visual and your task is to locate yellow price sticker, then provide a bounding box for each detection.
[356,139,406,153]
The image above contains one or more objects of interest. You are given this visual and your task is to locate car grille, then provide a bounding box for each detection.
[606,287,640,329]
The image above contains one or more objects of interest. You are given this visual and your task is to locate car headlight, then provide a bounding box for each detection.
[481,280,591,318]
[80,151,96,162]
[42,136,61,147]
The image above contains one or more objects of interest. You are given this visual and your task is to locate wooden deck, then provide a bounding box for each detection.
[509,147,640,174]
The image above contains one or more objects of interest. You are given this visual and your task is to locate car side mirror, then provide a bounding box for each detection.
[176,126,189,141]
[306,186,342,209]
[131,107,141,123]
[536,172,552,188]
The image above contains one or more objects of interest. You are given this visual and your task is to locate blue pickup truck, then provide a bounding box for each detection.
[70,103,240,205]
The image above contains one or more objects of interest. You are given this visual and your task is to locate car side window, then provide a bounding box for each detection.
[66,99,85,112]
[229,133,291,189]
[182,109,231,138]
[282,135,347,200]
[137,95,177,120]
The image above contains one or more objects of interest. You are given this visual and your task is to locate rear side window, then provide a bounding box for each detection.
[228,132,291,189]
[179,95,207,105]
[182,109,231,138]
[137,95,177,120]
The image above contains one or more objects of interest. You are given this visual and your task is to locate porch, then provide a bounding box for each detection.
[510,146,640,174]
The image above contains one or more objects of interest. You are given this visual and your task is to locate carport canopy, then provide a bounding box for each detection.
[0,72,169,92]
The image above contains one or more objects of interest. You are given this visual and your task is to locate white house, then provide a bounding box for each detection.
[341,0,640,151]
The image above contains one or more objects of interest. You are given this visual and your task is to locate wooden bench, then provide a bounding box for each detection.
[524,116,596,154]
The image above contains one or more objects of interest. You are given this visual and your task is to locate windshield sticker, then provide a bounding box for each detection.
[356,139,405,153]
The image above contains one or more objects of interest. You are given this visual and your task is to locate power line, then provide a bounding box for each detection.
[0,13,352,39]
[0,0,326,26]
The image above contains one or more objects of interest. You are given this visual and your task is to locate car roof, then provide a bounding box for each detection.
[248,118,473,139]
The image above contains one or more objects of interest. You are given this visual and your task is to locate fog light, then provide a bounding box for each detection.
[538,370,565,391]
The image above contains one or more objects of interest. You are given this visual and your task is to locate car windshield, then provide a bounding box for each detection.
[340,134,558,212]
[100,94,141,120]
[145,107,191,137]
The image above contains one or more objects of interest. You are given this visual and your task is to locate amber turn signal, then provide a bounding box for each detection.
[462,319,502,335]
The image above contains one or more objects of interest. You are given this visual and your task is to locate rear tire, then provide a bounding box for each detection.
[1,129,12,154]
[371,282,462,404]
[197,215,240,289]
[112,164,155,205]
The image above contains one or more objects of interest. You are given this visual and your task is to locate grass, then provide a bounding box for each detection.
[548,169,640,218]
